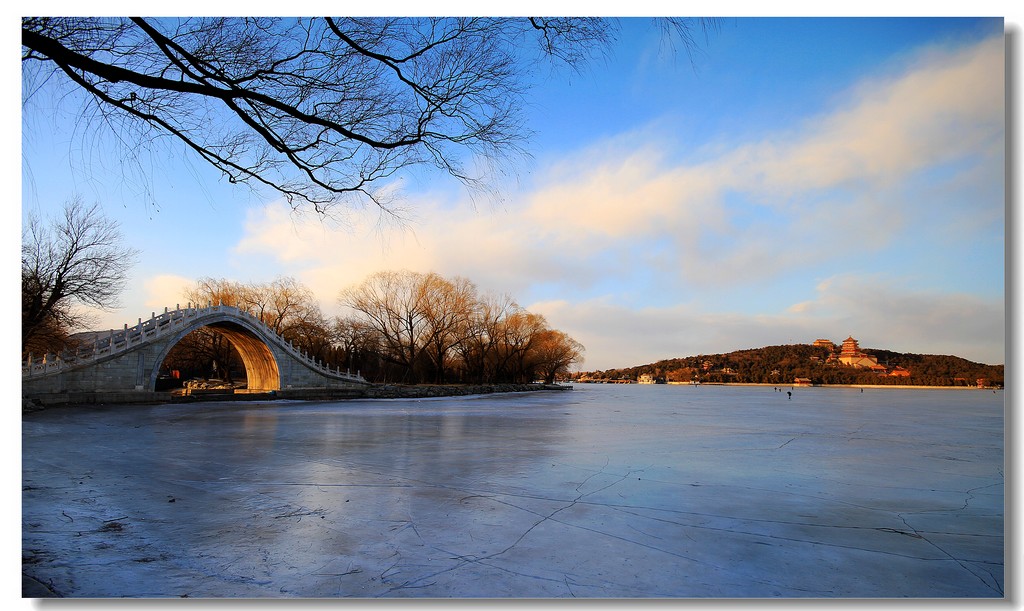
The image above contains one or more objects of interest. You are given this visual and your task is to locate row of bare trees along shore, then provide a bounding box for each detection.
[163,271,584,386]
[22,199,583,387]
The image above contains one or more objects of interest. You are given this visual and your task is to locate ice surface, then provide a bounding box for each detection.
[22,385,1004,598]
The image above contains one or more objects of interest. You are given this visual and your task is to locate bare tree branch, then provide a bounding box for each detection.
[22,197,138,355]
[23,17,716,216]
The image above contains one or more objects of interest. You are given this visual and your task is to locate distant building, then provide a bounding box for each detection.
[813,339,836,351]
[838,336,882,369]
[839,336,862,357]
[638,373,655,384]
[794,377,813,386]
[825,335,911,376]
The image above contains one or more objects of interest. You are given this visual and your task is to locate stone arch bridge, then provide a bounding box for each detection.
[22,304,368,402]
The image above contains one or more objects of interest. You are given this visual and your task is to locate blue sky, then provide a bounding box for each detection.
[17,13,1012,370]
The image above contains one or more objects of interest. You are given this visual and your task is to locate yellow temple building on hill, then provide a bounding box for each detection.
[820,335,912,377]
[833,336,888,372]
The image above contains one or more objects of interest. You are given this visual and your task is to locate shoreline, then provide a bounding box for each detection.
[23,380,1000,412]
[22,382,572,412]
[692,382,999,390]
[363,382,572,399]
[610,381,1000,390]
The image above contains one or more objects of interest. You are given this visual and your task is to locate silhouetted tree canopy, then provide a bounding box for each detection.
[22,197,138,356]
[339,270,584,384]
[22,17,715,215]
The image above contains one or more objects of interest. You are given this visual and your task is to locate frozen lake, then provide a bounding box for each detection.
[22,384,1004,598]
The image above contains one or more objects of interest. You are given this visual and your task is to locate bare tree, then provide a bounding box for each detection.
[179,277,250,381]
[419,273,478,383]
[22,197,138,357]
[456,292,520,383]
[161,328,242,383]
[338,270,588,384]
[184,277,248,309]
[253,277,317,336]
[339,270,430,382]
[531,329,585,384]
[180,276,332,375]
[331,316,385,377]
[495,310,550,383]
[184,276,317,334]
[22,17,713,215]
[280,305,334,364]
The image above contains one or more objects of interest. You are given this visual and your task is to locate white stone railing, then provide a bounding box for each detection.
[22,303,366,383]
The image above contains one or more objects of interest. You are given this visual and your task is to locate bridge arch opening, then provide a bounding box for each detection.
[156,321,281,392]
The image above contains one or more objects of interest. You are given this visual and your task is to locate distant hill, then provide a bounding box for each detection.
[577,344,1003,387]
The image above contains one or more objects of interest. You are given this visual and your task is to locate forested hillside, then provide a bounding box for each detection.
[578,344,1003,387]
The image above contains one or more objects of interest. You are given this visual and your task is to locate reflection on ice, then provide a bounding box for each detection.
[23,385,1003,597]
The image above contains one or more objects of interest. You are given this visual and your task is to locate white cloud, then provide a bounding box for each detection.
[532,273,1004,371]
[527,297,821,370]
[782,273,1005,364]
[143,274,194,311]
[515,34,1001,289]
[737,36,1003,195]
[233,34,1002,289]
[224,34,1004,369]
[80,273,196,331]
[232,201,445,309]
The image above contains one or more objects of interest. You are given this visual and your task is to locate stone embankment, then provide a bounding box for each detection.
[363,383,571,399]
[22,383,571,411]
